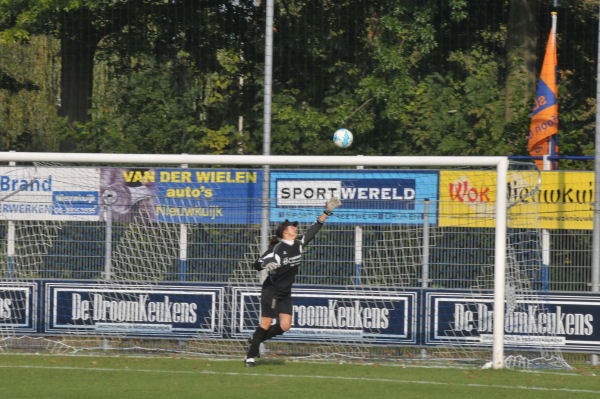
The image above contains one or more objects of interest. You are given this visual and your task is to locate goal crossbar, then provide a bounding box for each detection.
[0,152,506,167]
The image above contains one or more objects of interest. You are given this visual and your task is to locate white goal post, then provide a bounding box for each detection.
[0,152,510,368]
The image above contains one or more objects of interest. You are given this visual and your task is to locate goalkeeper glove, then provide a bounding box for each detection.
[262,262,280,273]
[324,196,342,216]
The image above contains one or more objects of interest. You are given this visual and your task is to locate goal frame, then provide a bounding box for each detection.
[0,152,509,368]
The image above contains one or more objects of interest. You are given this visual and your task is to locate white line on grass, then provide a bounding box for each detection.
[7,353,594,377]
[0,364,598,395]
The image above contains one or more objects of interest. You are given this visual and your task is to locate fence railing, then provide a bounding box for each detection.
[0,212,592,292]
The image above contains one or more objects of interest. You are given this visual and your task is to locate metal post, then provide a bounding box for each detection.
[420,199,430,359]
[354,161,364,285]
[7,220,14,278]
[104,204,112,281]
[421,199,430,289]
[539,11,558,291]
[102,189,115,351]
[354,226,362,285]
[591,0,600,367]
[542,154,551,291]
[179,224,188,281]
[179,162,188,281]
[7,157,15,278]
[260,0,274,256]
[102,190,117,281]
[259,0,275,285]
[263,0,274,163]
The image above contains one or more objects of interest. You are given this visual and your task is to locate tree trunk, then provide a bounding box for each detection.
[58,32,98,151]
[504,0,540,122]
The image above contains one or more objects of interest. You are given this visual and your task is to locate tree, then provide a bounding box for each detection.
[0,0,262,152]
[504,0,540,122]
[1,1,110,132]
[265,0,441,155]
[67,0,264,154]
[0,0,597,165]
[267,0,507,156]
[264,0,597,164]
[73,50,244,154]
[0,35,64,152]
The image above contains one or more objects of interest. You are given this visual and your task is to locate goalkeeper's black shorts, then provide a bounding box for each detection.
[261,288,292,318]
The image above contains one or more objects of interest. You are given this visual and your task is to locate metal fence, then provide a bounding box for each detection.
[0,211,592,292]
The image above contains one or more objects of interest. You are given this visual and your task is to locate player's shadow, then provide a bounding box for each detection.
[256,359,286,366]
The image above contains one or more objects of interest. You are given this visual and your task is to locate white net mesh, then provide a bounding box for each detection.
[0,160,571,368]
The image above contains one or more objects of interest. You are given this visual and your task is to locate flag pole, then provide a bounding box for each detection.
[528,11,559,171]
[547,11,558,170]
[541,11,558,293]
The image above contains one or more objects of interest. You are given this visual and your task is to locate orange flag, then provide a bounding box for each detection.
[528,15,558,170]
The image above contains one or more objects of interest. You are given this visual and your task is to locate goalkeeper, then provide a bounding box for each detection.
[244,196,342,367]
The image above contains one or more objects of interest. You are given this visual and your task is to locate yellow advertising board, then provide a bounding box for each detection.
[439,171,594,230]
[439,171,497,228]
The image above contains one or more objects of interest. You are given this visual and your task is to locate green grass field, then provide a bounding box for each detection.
[0,354,598,399]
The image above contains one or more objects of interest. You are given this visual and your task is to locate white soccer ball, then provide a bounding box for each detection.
[333,128,353,148]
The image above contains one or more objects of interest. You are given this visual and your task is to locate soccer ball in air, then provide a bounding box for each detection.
[333,128,353,149]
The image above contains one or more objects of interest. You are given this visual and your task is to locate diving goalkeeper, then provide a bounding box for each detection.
[244,196,342,367]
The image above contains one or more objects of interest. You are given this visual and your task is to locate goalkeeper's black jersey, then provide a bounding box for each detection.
[254,219,324,296]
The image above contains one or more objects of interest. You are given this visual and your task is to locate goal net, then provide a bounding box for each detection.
[0,154,569,369]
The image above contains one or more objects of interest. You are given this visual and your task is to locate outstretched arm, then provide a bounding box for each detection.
[317,212,328,223]
[302,197,342,244]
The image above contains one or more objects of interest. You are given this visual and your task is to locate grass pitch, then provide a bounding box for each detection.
[0,354,598,399]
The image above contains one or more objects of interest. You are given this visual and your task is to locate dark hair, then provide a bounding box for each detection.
[276,219,298,238]
[269,236,280,247]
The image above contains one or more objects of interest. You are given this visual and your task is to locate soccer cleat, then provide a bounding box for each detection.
[244,357,256,367]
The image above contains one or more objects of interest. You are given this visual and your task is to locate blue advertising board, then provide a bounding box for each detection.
[270,170,439,225]
[232,286,418,344]
[100,168,262,224]
[0,282,38,333]
[45,282,224,338]
[425,290,600,352]
[1,280,597,353]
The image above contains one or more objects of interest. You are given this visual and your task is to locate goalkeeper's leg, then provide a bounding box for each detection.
[246,322,270,363]
[263,323,284,341]
[246,295,292,366]
[245,321,282,365]
[246,291,278,366]
[263,312,291,341]
[258,311,291,345]
[262,298,292,341]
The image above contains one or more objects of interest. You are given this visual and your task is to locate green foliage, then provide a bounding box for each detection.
[0,0,596,166]
[0,35,64,151]
[0,0,97,43]
[73,52,240,154]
